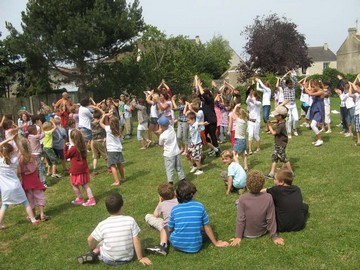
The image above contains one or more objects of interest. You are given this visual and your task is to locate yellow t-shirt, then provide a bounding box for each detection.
[43,130,53,148]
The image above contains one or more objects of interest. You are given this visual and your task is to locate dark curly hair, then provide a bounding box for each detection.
[246,170,265,194]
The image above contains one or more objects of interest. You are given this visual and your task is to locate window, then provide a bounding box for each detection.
[323,62,330,69]
[301,66,307,74]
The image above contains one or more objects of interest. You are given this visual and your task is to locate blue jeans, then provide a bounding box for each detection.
[263,105,271,123]
[219,126,228,142]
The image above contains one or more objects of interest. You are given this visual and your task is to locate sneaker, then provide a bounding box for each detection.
[71,197,85,205]
[145,245,168,256]
[345,133,353,137]
[190,166,197,173]
[293,131,299,136]
[208,150,216,157]
[336,123,343,127]
[32,220,39,226]
[339,131,345,134]
[325,130,332,134]
[288,135,292,139]
[51,174,62,178]
[303,123,310,128]
[265,173,274,179]
[215,148,221,157]
[314,140,323,147]
[82,198,96,207]
[194,170,204,175]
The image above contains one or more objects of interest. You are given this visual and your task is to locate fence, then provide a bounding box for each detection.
[0,92,80,120]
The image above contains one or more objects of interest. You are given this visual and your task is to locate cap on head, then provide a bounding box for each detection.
[158,116,170,127]
[272,105,288,117]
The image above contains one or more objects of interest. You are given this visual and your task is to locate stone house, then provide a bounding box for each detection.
[337,27,360,74]
[300,43,337,75]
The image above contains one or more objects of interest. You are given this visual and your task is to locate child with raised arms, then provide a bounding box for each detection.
[0,134,39,229]
[266,106,293,179]
[18,137,48,221]
[232,104,248,171]
[157,116,185,185]
[100,114,126,186]
[64,129,96,206]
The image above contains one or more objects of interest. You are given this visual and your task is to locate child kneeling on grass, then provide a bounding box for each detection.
[144,183,178,255]
[168,181,229,253]
[230,170,284,246]
[262,169,309,232]
[77,192,152,266]
[220,150,247,196]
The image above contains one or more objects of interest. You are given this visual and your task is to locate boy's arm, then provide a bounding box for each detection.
[87,235,98,251]
[226,176,233,196]
[267,121,277,135]
[204,224,229,247]
[49,119,57,133]
[266,198,284,245]
[132,236,152,266]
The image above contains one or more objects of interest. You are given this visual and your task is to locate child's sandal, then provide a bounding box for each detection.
[77,252,97,264]
[41,215,50,222]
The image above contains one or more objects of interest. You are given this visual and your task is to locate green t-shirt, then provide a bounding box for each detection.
[43,130,53,148]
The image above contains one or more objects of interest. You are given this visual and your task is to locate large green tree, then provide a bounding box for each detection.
[6,0,144,95]
[239,13,311,80]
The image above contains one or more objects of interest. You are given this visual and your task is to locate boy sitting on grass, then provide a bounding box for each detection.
[168,181,229,253]
[144,183,178,255]
[230,170,284,246]
[77,192,151,266]
[262,169,309,232]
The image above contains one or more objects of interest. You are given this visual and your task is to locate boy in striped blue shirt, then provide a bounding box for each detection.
[168,181,228,253]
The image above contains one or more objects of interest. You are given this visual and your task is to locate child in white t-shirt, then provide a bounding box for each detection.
[77,192,151,266]
[100,114,125,186]
[157,116,185,185]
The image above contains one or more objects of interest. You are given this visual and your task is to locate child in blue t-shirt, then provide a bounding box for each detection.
[168,181,228,253]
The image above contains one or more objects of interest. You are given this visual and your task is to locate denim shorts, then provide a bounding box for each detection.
[233,138,246,153]
[79,127,92,142]
[108,152,124,166]
[263,105,271,122]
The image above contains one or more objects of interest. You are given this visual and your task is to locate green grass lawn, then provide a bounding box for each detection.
[1,99,359,270]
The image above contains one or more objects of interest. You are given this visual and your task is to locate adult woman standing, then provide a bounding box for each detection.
[196,75,220,157]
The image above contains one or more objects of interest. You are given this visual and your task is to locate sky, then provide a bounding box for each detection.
[1,0,359,58]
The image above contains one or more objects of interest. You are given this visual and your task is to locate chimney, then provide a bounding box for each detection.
[348,27,357,37]
[195,35,200,45]
[323,43,328,51]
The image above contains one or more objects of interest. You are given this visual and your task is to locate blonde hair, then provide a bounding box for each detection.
[43,122,52,131]
[221,149,233,160]
[234,107,248,121]
[17,137,33,164]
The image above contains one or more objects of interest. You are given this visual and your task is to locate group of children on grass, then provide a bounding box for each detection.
[77,166,308,266]
[1,72,359,266]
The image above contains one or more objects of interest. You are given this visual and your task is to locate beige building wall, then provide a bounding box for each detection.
[337,28,360,74]
[303,61,337,75]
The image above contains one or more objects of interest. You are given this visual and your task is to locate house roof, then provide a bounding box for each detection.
[308,46,336,62]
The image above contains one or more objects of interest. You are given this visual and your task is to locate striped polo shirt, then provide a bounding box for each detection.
[91,215,140,262]
[168,200,209,253]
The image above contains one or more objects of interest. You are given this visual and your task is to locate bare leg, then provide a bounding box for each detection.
[284,161,293,173]
[240,152,248,171]
[117,163,125,180]
[110,165,120,185]
[269,162,277,176]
